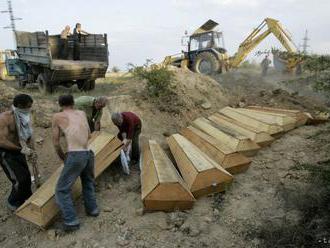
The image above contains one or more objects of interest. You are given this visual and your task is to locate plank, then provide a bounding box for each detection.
[192,117,260,156]
[167,134,233,198]
[233,108,297,131]
[246,106,309,127]
[219,107,283,135]
[208,113,274,147]
[181,126,251,174]
[16,132,122,228]
[141,140,195,211]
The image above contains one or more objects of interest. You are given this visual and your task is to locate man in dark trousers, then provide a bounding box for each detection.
[261,55,271,76]
[0,94,35,210]
[111,112,142,162]
[73,23,89,61]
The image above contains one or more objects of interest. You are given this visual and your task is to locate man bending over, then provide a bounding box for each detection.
[52,95,99,232]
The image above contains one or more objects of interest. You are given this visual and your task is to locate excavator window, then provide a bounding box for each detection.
[190,32,213,51]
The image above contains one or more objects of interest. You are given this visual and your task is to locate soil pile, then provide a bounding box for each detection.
[212,69,328,113]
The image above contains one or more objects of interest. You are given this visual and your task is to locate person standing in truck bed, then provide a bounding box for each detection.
[75,96,108,132]
[60,25,71,59]
[73,23,89,61]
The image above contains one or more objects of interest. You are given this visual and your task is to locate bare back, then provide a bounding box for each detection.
[54,110,90,151]
[0,111,20,150]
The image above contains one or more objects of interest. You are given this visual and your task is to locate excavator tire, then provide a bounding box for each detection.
[192,52,220,74]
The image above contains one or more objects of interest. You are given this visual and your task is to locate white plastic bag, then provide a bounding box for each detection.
[120,145,131,175]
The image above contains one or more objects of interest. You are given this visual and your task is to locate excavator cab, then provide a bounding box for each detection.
[183,21,228,74]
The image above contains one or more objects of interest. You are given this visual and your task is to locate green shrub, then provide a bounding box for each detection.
[130,60,176,97]
[111,66,120,73]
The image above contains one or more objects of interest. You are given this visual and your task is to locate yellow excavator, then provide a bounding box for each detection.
[230,18,301,72]
[163,17,302,74]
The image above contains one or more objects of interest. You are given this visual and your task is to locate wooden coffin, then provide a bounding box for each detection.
[141,140,195,211]
[192,117,260,156]
[219,107,283,135]
[167,134,233,198]
[181,126,251,174]
[246,106,309,127]
[16,132,122,229]
[232,108,297,131]
[208,113,274,147]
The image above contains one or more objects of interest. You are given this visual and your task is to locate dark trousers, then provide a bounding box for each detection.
[73,42,80,61]
[131,124,141,161]
[60,38,69,59]
[55,151,98,226]
[0,148,32,208]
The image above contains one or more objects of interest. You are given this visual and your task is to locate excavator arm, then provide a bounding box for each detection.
[230,18,299,69]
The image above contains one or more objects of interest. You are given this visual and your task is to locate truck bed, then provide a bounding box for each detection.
[51,59,107,70]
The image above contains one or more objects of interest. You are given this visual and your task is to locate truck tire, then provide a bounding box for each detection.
[89,80,95,90]
[17,78,26,89]
[192,52,220,74]
[77,79,95,91]
[37,73,53,94]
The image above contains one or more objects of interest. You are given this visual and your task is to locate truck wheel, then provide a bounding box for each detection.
[77,80,95,91]
[192,52,220,74]
[89,80,95,90]
[17,78,26,88]
[37,74,53,94]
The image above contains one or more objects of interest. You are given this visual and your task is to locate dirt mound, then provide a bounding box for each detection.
[0,81,18,111]
[211,69,329,114]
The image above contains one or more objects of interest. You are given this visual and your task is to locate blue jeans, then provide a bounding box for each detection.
[55,150,98,226]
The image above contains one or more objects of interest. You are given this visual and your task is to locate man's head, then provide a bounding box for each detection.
[13,94,33,109]
[58,95,74,108]
[65,25,70,31]
[111,112,123,126]
[94,96,108,110]
[76,23,81,29]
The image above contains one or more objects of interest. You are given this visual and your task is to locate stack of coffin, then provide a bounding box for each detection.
[16,131,122,229]
[141,140,195,211]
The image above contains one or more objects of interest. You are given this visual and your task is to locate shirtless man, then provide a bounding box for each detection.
[52,95,99,232]
[0,94,34,210]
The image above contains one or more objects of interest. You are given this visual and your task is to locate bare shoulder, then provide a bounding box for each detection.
[76,110,87,117]
[52,112,65,124]
[0,111,13,126]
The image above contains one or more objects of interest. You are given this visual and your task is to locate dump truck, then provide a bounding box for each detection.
[6,30,109,93]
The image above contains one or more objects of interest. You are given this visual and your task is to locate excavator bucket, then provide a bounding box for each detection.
[193,19,219,35]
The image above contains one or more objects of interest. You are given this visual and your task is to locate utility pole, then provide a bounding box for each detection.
[300,30,310,54]
[1,0,22,32]
[1,0,21,46]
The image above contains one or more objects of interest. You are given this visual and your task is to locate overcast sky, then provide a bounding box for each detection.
[0,0,329,69]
